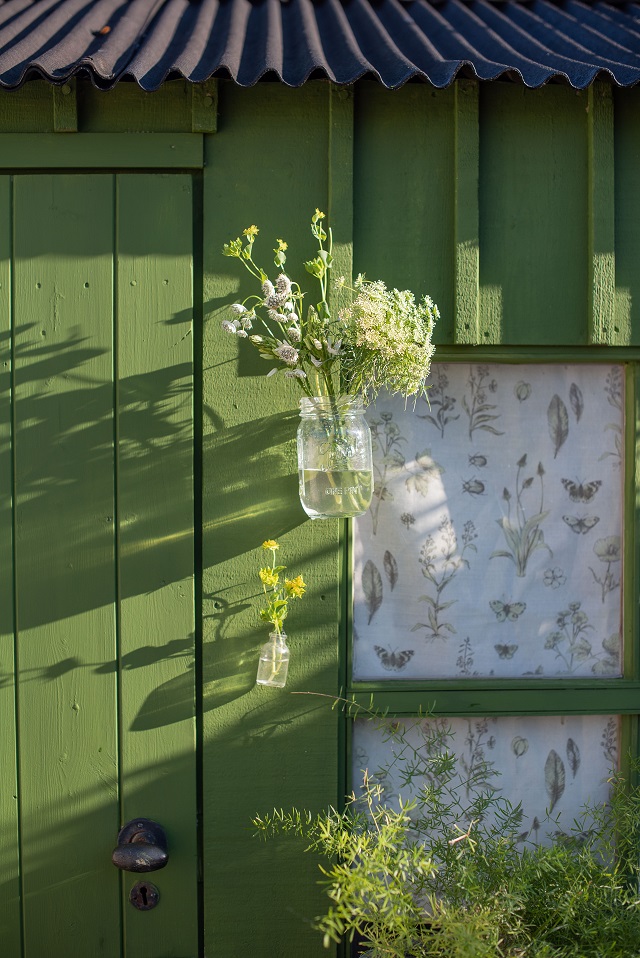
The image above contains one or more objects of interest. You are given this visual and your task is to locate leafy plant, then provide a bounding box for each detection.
[255,710,640,958]
[369,412,408,535]
[543,601,619,675]
[490,454,551,578]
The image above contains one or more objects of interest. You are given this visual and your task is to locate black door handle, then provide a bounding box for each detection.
[112,819,169,873]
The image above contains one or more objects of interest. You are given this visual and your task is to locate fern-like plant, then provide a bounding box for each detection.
[254,710,640,958]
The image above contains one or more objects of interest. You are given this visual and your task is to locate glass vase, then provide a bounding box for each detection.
[256,631,290,688]
[297,396,374,520]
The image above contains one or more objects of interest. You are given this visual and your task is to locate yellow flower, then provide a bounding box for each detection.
[259,568,279,588]
[276,239,288,251]
[285,575,306,598]
[243,225,259,238]
[262,539,279,550]
[315,208,325,219]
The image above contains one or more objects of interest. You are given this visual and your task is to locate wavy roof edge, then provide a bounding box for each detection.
[0,0,636,92]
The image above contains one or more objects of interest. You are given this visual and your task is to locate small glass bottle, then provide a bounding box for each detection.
[256,632,290,688]
[297,395,374,520]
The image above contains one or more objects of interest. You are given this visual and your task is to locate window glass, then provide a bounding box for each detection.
[353,364,624,680]
[353,714,619,845]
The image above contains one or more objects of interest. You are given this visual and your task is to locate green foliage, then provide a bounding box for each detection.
[254,714,640,958]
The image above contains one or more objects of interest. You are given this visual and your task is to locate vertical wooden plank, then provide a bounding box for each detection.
[191,80,218,133]
[0,175,21,956]
[614,89,640,346]
[52,80,78,133]
[116,173,197,958]
[329,84,354,320]
[587,83,616,345]
[479,84,588,344]
[13,174,120,957]
[453,80,480,345]
[202,82,340,958]
[353,84,455,344]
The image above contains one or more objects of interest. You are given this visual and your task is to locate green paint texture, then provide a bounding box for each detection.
[0,76,638,958]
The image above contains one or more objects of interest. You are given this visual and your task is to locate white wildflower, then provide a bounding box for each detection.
[241,318,253,330]
[276,274,292,296]
[286,327,301,342]
[289,312,299,324]
[268,309,287,323]
[274,342,299,365]
[266,293,283,309]
[262,280,275,298]
[236,329,248,338]
[326,338,342,356]
[221,320,237,334]
[285,369,307,379]
[249,335,264,344]
[231,303,247,314]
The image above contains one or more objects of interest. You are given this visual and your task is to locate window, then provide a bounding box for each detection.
[348,361,636,834]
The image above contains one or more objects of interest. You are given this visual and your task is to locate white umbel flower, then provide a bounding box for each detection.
[262,280,275,298]
[231,303,247,314]
[221,320,237,334]
[285,369,307,379]
[286,327,301,342]
[276,273,292,297]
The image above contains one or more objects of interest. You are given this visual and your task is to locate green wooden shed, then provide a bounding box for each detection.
[1,0,640,955]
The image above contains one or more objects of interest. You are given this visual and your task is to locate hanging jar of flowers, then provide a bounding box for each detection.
[222,210,439,519]
[255,540,306,689]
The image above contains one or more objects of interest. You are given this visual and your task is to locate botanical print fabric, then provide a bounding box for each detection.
[353,364,624,680]
[352,714,618,846]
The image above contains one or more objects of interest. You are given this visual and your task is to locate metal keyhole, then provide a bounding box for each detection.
[129,880,160,911]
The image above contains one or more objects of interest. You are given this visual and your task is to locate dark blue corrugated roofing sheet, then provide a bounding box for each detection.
[0,0,637,90]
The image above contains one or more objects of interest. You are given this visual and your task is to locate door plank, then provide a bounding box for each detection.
[116,173,197,958]
[13,174,120,957]
[0,175,21,955]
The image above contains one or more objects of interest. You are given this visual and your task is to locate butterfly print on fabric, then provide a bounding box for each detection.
[494,644,519,659]
[562,515,600,534]
[489,600,526,622]
[374,646,415,671]
[561,479,602,502]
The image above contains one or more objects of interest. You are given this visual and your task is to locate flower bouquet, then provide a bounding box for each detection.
[222,210,439,518]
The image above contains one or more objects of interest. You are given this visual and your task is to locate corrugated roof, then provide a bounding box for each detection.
[0,0,638,91]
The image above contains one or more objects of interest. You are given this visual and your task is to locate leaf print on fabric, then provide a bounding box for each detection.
[383,550,398,591]
[545,749,566,813]
[418,365,460,437]
[566,738,581,778]
[548,395,569,459]
[369,412,407,535]
[405,449,445,497]
[600,368,623,468]
[412,518,477,642]
[491,456,551,577]
[456,637,475,676]
[511,736,529,758]
[601,718,617,763]
[462,365,504,441]
[362,559,383,625]
[569,383,584,422]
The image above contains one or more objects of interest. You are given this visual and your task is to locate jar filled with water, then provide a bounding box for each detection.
[297,396,374,520]
[256,632,290,688]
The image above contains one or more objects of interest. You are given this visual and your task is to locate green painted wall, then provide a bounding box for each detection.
[0,75,639,958]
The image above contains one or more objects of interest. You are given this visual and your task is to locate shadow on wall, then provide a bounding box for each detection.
[0,318,326,727]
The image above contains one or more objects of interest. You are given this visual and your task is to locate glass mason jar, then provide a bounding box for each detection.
[297,396,374,520]
[256,631,290,688]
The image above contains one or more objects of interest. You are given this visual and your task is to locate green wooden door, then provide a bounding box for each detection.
[0,172,198,957]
